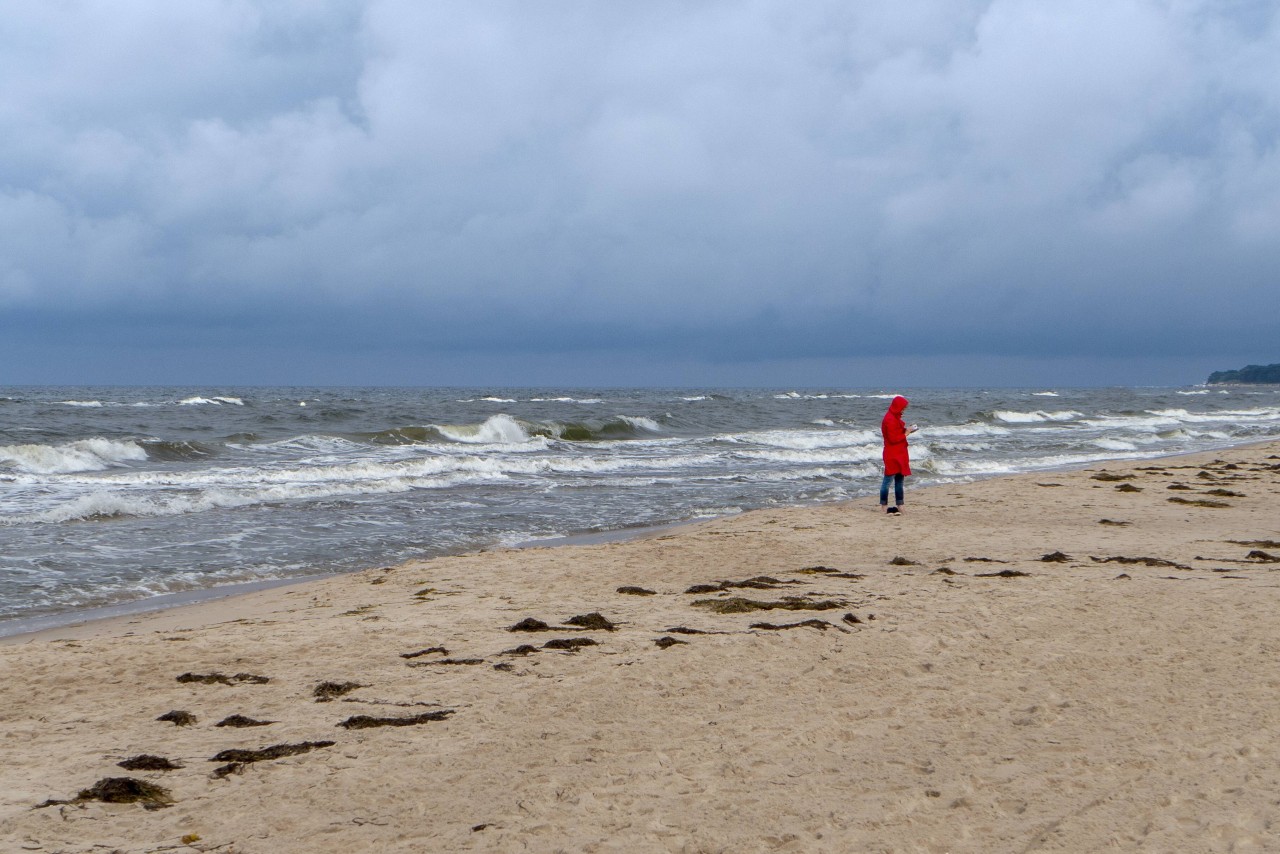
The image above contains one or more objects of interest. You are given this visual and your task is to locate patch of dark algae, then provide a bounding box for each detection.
[314,681,366,702]
[210,740,337,779]
[564,612,618,631]
[750,619,840,631]
[176,672,269,685]
[692,596,846,615]
[38,777,173,810]
[337,710,455,730]
[655,636,687,649]
[118,755,183,771]
[542,638,597,652]
[215,714,275,728]
[617,586,656,596]
[156,710,197,726]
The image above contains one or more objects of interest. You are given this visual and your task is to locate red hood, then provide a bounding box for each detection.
[889,395,909,415]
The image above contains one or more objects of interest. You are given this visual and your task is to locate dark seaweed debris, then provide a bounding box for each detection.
[750,619,839,631]
[314,681,365,702]
[654,636,687,649]
[80,777,173,807]
[337,711,454,730]
[176,672,269,686]
[889,557,921,566]
[210,740,336,777]
[400,646,449,659]
[1039,551,1071,562]
[685,576,802,594]
[1091,472,1132,482]
[692,596,846,614]
[617,586,656,596]
[1115,483,1143,493]
[563,613,617,631]
[215,715,274,728]
[38,777,175,810]
[118,755,182,771]
[408,658,484,666]
[508,618,555,632]
[156,710,197,726]
[543,638,597,651]
[1090,556,1191,569]
[1168,496,1229,508]
[502,644,540,656]
[975,570,1031,578]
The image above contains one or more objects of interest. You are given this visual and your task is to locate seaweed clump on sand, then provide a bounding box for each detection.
[564,613,617,631]
[1168,496,1229,508]
[685,576,802,594]
[889,557,921,566]
[508,618,555,632]
[118,755,183,771]
[337,711,454,730]
[750,619,840,632]
[1039,551,1071,562]
[654,636,687,649]
[400,646,449,659]
[314,681,365,702]
[176,672,269,686]
[691,596,845,615]
[210,741,336,778]
[975,569,1031,578]
[1090,556,1191,570]
[542,638,597,652]
[156,710,197,726]
[39,777,174,810]
[617,586,656,596]
[215,715,274,728]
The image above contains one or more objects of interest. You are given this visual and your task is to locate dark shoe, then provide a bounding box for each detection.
[886,506,900,514]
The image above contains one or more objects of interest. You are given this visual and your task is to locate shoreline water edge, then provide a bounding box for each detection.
[1,434,1275,644]
[3,385,1280,636]
[2,438,1278,851]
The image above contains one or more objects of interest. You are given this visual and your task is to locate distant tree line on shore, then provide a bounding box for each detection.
[1207,363,1280,384]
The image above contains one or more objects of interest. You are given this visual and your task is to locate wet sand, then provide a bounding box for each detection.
[3,442,1280,853]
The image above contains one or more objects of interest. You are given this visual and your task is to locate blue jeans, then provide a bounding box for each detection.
[880,474,904,506]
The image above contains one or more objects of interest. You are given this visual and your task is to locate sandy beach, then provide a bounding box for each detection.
[3,442,1280,853]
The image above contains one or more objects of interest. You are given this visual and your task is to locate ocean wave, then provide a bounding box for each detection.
[991,410,1083,424]
[721,428,880,450]
[1032,391,1060,397]
[922,422,1012,438]
[179,396,244,406]
[0,438,149,474]
[140,440,218,461]
[773,392,862,400]
[60,400,104,407]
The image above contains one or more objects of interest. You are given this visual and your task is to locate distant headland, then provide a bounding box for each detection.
[1207,363,1280,384]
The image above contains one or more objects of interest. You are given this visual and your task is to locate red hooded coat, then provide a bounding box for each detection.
[881,395,911,476]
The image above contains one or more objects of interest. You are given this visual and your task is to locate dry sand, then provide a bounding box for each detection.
[3,442,1280,853]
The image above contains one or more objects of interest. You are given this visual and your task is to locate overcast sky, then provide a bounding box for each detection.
[2,0,1278,387]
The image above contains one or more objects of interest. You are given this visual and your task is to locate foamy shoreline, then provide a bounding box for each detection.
[3,440,1279,852]
[3,438,1270,646]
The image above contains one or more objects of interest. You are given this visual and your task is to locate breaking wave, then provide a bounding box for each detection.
[0,439,148,474]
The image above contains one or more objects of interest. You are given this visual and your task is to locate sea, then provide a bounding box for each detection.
[3,385,1279,635]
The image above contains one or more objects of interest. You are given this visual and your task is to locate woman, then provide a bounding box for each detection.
[880,395,917,514]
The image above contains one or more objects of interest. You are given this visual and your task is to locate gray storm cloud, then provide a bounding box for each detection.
[1,0,1277,382]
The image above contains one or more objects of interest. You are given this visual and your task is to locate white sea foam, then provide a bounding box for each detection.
[722,428,880,450]
[179,396,244,406]
[1177,390,1210,395]
[61,400,104,407]
[618,415,662,433]
[1032,391,1060,397]
[433,414,532,444]
[992,410,1083,423]
[0,439,149,474]
[923,422,1012,438]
